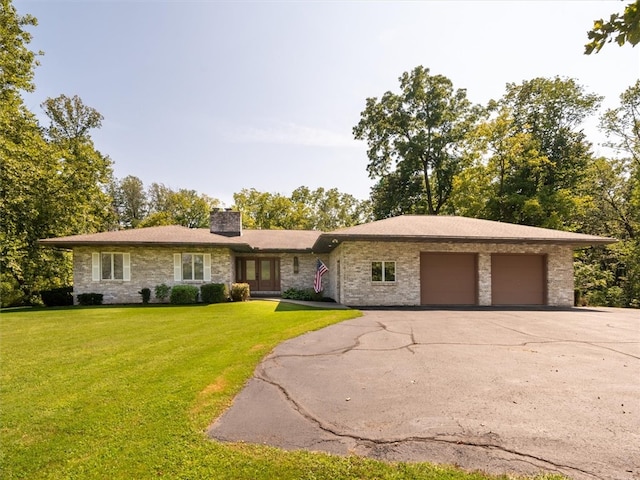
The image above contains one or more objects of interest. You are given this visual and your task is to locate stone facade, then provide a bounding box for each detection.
[73,246,233,304]
[73,240,573,307]
[329,241,575,307]
[73,247,329,304]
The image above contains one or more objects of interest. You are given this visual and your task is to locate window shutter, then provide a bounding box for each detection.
[92,253,100,281]
[203,254,211,282]
[123,253,131,281]
[174,253,182,281]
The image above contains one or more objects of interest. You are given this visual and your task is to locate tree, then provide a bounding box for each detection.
[110,175,148,228]
[585,0,640,54]
[290,186,372,230]
[0,3,116,305]
[353,66,482,218]
[139,185,219,228]
[573,81,640,307]
[481,77,602,229]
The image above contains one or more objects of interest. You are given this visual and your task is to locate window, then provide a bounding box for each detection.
[182,253,204,281]
[372,261,396,282]
[92,252,130,281]
[293,256,299,274]
[174,253,211,282]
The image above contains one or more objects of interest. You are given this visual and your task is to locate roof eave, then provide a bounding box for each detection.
[313,234,617,250]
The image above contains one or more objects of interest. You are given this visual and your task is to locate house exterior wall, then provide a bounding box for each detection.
[331,241,575,307]
[73,247,330,304]
[73,246,233,304]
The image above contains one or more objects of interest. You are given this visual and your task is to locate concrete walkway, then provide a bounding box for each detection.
[209,307,640,480]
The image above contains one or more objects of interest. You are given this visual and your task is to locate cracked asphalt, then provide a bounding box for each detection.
[208,307,640,480]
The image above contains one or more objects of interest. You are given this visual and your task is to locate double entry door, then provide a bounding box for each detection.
[235,257,280,292]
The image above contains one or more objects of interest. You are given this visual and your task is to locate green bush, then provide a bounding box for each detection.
[282,287,323,301]
[230,283,250,302]
[77,293,103,305]
[154,283,171,302]
[138,288,151,304]
[170,285,199,304]
[201,283,228,304]
[40,287,74,307]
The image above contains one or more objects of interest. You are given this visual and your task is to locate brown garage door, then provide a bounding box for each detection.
[420,253,477,305]
[491,254,546,305]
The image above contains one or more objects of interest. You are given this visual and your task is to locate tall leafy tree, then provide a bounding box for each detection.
[481,77,602,229]
[574,81,640,307]
[353,66,482,218]
[140,185,220,228]
[232,187,371,230]
[110,175,148,228]
[0,3,115,305]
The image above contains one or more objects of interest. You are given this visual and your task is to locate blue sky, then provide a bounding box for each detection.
[17,0,640,206]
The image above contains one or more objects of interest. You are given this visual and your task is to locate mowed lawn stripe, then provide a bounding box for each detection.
[1,302,560,480]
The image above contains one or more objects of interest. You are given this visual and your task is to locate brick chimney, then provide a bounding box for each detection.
[210,208,242,237]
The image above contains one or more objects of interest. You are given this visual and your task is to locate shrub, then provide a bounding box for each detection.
[282,287,323,301]
[154,283,171,302]
[170,285,199,304]
[201,283,228,304]
[77,293,103,306]
[40,287,74,307]
[230,283,250,302]
[138,288,151,304]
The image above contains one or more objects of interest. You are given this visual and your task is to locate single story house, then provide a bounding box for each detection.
[39,210,615,307]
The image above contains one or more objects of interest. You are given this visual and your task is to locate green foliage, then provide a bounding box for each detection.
[230,283,250,302]
[233,187,371,230]
[138,184,220,228]
[585,0,640,54]
[170,285,199,304]
[77,293,103,305]
[353,65,482,217]
[282,287,324,301]
[40,286,73,307]
[154,283,171,301]
[138,287,151,304]
[200,283,228,304]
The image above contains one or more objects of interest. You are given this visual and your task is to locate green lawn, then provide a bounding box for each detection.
[1,301,562,480]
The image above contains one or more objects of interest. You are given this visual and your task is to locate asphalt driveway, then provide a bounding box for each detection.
[208,307,640,480]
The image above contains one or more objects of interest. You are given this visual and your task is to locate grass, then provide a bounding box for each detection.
[1,301,564,480]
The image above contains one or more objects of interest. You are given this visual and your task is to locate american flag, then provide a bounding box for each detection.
[314,259,328,293]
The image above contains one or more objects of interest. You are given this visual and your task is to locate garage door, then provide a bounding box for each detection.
[491,254,546,305]
[420,253,477,305]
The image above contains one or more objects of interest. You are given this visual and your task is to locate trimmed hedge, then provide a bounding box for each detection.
[170,285,199,304]
[154,283,171,302]
[77,293,103,306]
[139,288,151,304]
[230,283,250,302]
[40,287,73,307]
[201,283,228,304]
[282,287,323,301]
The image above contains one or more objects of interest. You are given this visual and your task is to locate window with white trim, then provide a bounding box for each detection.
[372,261,396,282]
[174,253,211,282]
[92,252,131,281]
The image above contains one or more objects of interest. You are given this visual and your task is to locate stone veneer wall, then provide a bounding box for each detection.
[73,246,233,304]
[330,241,575,307]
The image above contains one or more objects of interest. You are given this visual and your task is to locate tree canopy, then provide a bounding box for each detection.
[354,66,482,218]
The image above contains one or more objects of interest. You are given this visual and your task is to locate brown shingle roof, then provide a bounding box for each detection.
[39,215,615,252]
[39,225,321,252]
[312,215,616,251]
